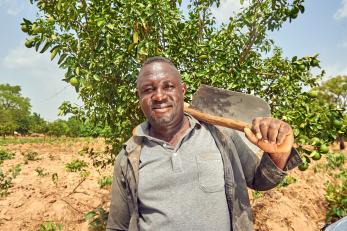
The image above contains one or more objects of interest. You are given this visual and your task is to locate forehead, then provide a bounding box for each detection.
[137,62,180,86]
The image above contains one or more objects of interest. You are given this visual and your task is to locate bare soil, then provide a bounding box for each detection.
[0,138,346,231]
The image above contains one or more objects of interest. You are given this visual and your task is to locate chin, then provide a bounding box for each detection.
[149,113,175,127]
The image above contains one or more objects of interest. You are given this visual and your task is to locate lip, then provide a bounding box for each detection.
[151,104,172,113]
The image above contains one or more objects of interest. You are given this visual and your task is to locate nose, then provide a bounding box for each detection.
[152,88,166,101]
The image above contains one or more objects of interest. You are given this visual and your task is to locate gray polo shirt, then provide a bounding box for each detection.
[134,115,230,231]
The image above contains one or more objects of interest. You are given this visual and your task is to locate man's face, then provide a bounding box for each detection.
[137,62,186,128]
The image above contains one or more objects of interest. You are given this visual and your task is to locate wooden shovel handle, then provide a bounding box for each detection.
[184,104,251,132]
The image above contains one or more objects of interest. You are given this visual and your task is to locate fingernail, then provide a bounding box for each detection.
[271,141,276,144]
[256,133,262,139]
[264,140,269,143]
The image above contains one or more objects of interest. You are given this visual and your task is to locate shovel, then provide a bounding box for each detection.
[183,84,271,152]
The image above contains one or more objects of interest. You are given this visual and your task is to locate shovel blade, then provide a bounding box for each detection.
[191,84,271,153]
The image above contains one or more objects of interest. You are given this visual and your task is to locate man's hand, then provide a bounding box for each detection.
[244,117,294,169]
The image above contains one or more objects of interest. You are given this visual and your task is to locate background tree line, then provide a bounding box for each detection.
[0,83,111,138]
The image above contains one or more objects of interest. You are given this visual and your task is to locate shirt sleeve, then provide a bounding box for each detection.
[106,151,131,231]
[230,130,302,191]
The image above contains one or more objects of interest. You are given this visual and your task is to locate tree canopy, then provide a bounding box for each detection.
[0,84,31,137]
[22,0,345,164]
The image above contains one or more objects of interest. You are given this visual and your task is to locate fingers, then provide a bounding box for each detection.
[251,117,292,145]
[252,117,262,139]
[244,127,258,145]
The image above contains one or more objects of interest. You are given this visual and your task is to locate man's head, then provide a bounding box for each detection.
[136,57,186,129]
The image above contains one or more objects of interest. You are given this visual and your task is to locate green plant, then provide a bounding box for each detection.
[35,167,49,177]
[22,151,41,162]
[278,175,297,187]
[38,221,62,231]
[51,172,58,186]
[252,190,263,200]
[326,152,345,169]
[0,149,15,164]
[98,176,112,189]
[9,164,22,178]
[85,207,108,231]
[0,168,13,197]
[325,168,347,223]
[0,164,21,197]
[65,159,88,172]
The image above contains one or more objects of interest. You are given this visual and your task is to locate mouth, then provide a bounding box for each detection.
[152,104,172,113]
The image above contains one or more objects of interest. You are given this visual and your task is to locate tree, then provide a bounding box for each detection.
[0,84,31,137]
[22,0,345,163]
[47,119,69,137]
[317,75,347,110]
[28,113,48,134]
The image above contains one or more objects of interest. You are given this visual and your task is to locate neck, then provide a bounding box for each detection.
[149,115,190,146]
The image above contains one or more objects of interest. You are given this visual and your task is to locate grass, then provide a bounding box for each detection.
[0,136,95,146]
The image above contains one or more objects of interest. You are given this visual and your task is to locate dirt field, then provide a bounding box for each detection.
[0,137,345,230]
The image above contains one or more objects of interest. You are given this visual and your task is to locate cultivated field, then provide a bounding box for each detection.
[0,137,345,230]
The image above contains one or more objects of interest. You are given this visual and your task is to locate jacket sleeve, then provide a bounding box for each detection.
[230,130,302,191]
[106,151,131,231]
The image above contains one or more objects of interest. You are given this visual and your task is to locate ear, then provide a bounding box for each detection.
[181,82,187,95]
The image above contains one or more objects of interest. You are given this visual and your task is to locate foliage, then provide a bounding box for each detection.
[0,149,15,164]
[65,159,88,172]
[35,167,49,177]
[47,119,69,137]
[277,175,297,187]
[316,75,347,110]
[22,151,41,162]
[98,176,112,189]
[0,164,22,197]
[51,172,58,186]
[37,221,62,231]
[84,207,108,231]
[252,190,263,200]
[0,84,31,137]
[29,113,48,134]
[85,146,114,169]
[9,164,22,178]
[326,152,346,170]
[23,0,336,156]
[325,167,347,223]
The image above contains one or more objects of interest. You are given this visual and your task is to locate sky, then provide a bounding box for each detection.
[0,0,347,121]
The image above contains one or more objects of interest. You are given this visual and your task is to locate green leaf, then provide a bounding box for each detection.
[40,41,52,53]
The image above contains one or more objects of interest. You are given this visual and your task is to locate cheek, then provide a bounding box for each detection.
[140,97,151,113]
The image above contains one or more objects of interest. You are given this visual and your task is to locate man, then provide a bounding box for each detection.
[107,56,301,231]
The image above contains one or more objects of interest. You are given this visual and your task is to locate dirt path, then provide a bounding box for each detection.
[0,138,345,230]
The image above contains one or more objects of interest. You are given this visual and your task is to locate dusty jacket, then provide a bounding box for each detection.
[106,122,301,231]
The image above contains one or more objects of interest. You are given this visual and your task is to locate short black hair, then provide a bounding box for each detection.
[142,56,176,69]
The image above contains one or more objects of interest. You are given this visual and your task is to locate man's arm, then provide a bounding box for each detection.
[106,152,131,231]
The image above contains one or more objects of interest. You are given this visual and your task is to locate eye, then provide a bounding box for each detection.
[164,83,175,90]
[143,87,154,93]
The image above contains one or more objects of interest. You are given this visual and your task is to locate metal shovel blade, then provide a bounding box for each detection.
[190,84,271,153]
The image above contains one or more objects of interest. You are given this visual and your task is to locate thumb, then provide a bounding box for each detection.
[244,127,259,145]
